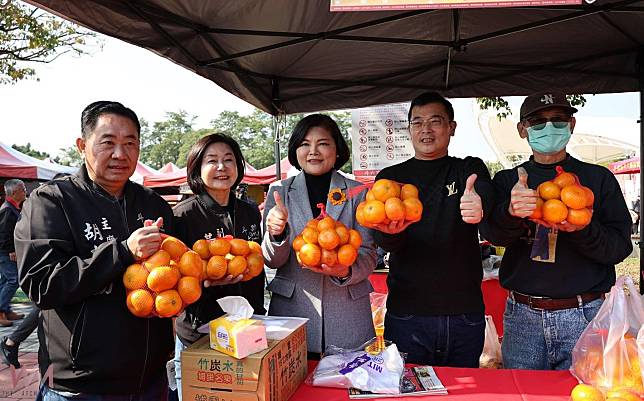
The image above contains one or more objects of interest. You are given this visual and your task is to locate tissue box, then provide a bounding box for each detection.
[183,316,308,401]
[209,315,268,359]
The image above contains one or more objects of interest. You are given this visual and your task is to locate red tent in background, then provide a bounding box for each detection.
[158,162,181,174]
[609,157,640,175]
[143,161,270,189]
[242,158,293,185]
[0,142,76,180]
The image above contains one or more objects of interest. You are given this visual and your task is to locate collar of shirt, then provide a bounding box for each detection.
[6,197,21,211]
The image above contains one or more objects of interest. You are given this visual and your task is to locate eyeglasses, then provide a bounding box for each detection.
[524,115,572,131]
[409,116,449,130]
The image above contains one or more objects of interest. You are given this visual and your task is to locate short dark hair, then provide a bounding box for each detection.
[186,133,246,195]
[81,101,141,138]
[287,114,350,171]
[408,92,455,121]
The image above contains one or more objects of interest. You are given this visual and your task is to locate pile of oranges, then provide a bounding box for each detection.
[292,215,362,268]
[531,167,594,226]
[570,383,641,401]
[356,179,423,227]
[123,235,264,318]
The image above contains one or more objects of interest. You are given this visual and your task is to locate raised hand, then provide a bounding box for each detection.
[460,174,483,224]
[266,191,289,237]
[364,218,417,234]
[509,167,539,218]
[127,217,164,260]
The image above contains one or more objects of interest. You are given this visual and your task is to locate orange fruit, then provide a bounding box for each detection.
[248,241,262,254]
[301,227,319,244]
[530,198,544,220]
[161,236,189,261]
[365,190,376,202]
[363,200,386,224]
[229,239,251,256]
[201,259,207,281]
[582,186,595,208]
[144,249,172,269]
[606,388,639,401]
[384,197,405,221]
[206,255,228,280]
[561,185,588,210]
[337,244,358,267]
[123,263,149,291]
[553,171,578,188]
[567,208,592,226]
[244,252,264,280]
[538,181,561,201]
[400,184,419,200]
[146,265,180,292]
[227,255,248,276]
[320,248,338,266]
[356,202,367,226]
[192,239,211,259]
[542,199,569,224]
[317,216,336,231]
[371,179,401,202]
[403,198,423,221]
[154,289,183,318]
[348,229,362,249]
[177,276,202,305]
[570,384,605,401]
[306,219,319,229]
[335,225,350,245]
[318,228,340,251]
[178,251,203,278]
[292,235,306,252]
[299,243,321,266]
[209,238,231,256]
[126,289,154,317]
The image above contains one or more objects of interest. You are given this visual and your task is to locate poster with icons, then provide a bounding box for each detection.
[351,102,414,181]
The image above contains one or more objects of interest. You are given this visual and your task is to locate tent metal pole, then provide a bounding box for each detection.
[272,80,281,181]
[639,49,643,293]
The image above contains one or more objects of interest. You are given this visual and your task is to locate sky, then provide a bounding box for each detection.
[0,32,640,164]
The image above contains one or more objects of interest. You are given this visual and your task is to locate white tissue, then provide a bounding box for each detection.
[217,296,254,321]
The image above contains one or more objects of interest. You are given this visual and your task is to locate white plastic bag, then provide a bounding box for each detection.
[479,315,502,369]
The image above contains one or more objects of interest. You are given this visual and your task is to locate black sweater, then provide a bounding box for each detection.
[479,155,633,298]
[374,156,494,315]
[173,192,266,345]
[0,200,19,253]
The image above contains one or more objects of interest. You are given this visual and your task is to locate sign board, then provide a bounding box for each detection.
[331,0,581,11]
[351,102,414,181]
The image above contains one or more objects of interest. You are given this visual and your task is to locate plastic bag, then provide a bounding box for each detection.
[570,276,644,394]
[479,315,502,369]
[308,340,404,394]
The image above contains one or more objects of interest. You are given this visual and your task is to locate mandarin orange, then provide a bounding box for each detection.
[209,238,231,257]
[177,276,202,305]
[155,289,183,318]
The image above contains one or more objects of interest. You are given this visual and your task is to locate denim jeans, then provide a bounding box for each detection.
[384,311,485,367]
[174,336,187,401]
[36,373,167,401]
[502,296,603,370]
[0,253,18,312]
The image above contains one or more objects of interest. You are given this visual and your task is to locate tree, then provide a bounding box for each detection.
[1,0,97,84]
[476,95,587,120]
[140,111,196,169]
[12,142,49,159]
[54,145,81,166]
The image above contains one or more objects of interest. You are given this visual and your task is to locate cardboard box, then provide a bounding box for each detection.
[183,317,308,401]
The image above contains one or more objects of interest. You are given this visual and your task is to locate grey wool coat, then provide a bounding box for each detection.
[262,170,377,353]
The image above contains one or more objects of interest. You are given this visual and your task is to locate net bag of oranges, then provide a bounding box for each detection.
[355,179,422,230]
[570,276,644,398]
[532,166,594,226]
[292,203,362,268]
[123,234,264,318]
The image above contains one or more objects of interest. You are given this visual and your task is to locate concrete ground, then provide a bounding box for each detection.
[0,303,39,401]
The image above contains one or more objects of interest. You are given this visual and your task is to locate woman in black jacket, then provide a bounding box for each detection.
[172,133,266,400]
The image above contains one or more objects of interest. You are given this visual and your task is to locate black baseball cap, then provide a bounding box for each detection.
[519,92,578,120]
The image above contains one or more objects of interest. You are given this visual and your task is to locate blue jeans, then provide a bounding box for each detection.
[36,373,167,401]
[174,336,187,401]
[0,253,18,312]
[502,296,603,370]
[384,311,485,367]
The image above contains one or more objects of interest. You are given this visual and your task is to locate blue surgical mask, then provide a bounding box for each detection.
[526,122,571,154]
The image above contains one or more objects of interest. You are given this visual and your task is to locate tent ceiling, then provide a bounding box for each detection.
[25,0,644,114]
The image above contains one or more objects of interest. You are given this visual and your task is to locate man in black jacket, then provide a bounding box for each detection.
[15,101,175,399]
[0,179,26,327]
[479,92,632,370]
[372,92,494,367]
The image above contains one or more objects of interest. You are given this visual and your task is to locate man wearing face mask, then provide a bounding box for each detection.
[479,92,632,370]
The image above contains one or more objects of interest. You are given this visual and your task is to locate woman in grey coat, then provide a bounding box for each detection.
[262,114,377,357]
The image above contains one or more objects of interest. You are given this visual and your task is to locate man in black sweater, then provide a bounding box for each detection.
[0,179,26,327]
[373,92,495,367]
[479,92,632,370]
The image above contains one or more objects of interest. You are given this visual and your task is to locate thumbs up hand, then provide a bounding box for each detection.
[460,174,483,224]
[508,167,539,218]
[266,191,289,237]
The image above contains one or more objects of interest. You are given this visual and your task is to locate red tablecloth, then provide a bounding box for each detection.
[368,273,508,337]
[293,361,577,401]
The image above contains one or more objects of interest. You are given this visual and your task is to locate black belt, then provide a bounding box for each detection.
[511,291,605,311]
